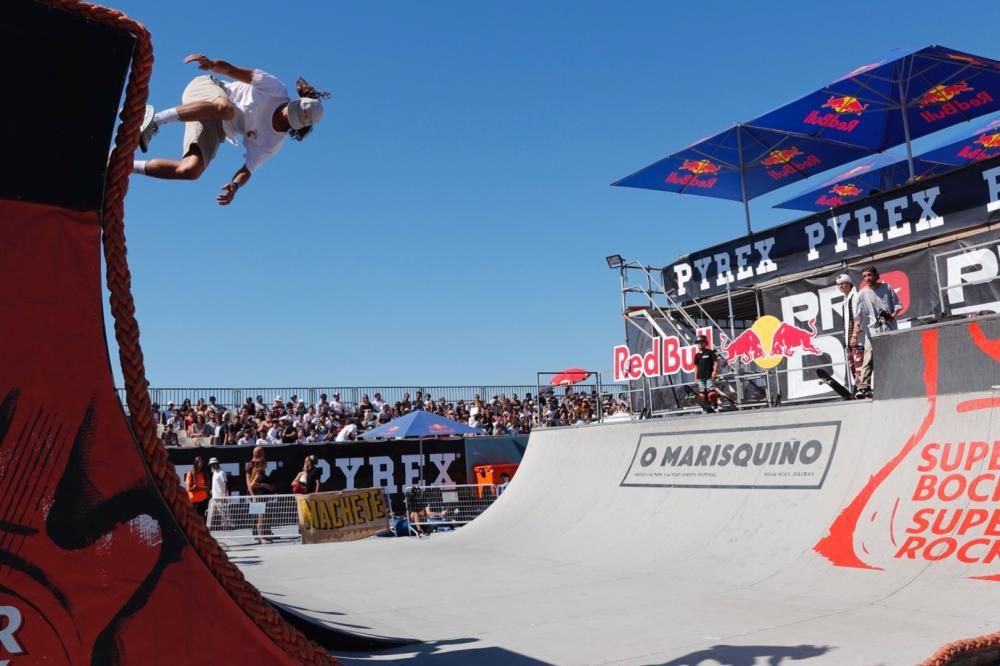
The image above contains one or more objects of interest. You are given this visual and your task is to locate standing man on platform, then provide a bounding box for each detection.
[692,334,720,410]
[852,266,902,399]
[133,54,330,205]
[836,273,862,389]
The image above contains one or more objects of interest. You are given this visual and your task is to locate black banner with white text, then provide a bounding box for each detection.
[664,157,1000,300]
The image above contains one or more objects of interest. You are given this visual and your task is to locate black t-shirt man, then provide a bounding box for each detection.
[693,347,719,380]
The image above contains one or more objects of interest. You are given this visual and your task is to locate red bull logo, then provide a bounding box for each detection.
[612,327,713,381]
[720,316,823,369]
[915,83,994,124]
[679,159,720,175]
[976,132,1000,149]
[760,147,803,167]
[665,160,720,190]
[765,153,821,181]
[803,96,866,133]
[822,95,868,115]
[915,82,973,107]
[958,131,1000,161]
[429,423,451,432]
[831,183,862,197]
[814,183,863,208]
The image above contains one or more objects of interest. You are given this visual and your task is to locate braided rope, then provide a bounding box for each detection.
[43,1,337,662]
[922,637,1000,666]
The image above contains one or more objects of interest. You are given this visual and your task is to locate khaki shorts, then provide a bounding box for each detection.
[180,75,228,165]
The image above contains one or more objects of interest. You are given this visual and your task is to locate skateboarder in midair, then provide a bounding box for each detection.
[132,54,330,205]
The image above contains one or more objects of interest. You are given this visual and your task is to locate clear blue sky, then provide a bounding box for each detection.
[106,0,1000,388]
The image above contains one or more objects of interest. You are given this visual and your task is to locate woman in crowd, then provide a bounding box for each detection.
[185,456,210,520]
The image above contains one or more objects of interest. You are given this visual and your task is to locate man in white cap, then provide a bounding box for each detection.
[835,273,861,389]
[132,53,329,205]
[206,457,232,530]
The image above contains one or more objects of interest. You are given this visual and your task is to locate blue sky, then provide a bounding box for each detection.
[106,0,1000,388]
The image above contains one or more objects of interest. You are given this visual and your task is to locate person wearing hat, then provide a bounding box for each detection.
[835,273,862,389]
[132,53,330,205]
[206,457,232,530]
[692,334,720,410]
[852,265,902,399]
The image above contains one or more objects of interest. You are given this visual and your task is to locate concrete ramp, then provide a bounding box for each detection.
[240,317,1000,665]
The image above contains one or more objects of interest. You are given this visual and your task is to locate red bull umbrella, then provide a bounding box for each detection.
[914,115,1000,166]
[773,150,958,212]
[612,123,873,233]
[752,45,1000,180]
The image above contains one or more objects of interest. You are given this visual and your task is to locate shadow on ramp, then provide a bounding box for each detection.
[653,644,833,666]
[338,638,554,665]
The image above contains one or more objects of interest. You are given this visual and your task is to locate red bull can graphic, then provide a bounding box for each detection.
[720,316,824,370]
[664,160,720,190]
[915,82,994,124]
[803,96,867,133]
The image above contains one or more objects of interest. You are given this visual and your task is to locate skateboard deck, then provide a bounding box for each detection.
[816,368,853,400]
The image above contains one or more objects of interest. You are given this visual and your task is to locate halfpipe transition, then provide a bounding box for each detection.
[0,1,332,663]
[239,316,1000,665]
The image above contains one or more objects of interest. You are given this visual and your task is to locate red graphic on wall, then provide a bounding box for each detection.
[814,322,1000,579]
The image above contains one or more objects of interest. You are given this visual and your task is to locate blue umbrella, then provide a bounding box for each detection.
[773,151,958,212]
[360,409,483,440]
[916,116,1000,165]
[753,45,1000,178]
[612,123,874,233]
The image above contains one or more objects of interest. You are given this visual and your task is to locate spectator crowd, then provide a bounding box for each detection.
[153,389,631,447]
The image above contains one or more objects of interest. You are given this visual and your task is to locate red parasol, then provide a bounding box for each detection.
[549,368,590,386]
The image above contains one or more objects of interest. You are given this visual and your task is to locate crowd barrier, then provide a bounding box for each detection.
[207,493,300,544]
[205,484,503,542]
[402,483,503,536]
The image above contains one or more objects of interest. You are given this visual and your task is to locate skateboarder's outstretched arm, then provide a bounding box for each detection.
[183,53,253,84]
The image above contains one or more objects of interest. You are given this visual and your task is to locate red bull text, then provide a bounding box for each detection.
[914,83,994,124]
[664,159,720,189]
[802,96,868,134]
[766,153,822,181]
[612,328,713,381]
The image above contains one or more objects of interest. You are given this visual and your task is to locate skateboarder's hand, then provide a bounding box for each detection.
[217,182,238,206]
[184,54,215,70]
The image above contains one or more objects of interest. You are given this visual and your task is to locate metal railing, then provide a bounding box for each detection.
[402,483,502,536]
[119,384,628,414]
[207,493,300,544]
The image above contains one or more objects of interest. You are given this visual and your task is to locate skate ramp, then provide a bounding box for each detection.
[240,317,1000,665]
[0,2,331,663]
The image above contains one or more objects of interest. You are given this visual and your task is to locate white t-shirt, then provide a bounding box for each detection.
[336,423,358,442]
[222,69,289,172]
[211,468,228,498]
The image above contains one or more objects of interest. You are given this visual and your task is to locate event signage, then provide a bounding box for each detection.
[297,488,390,544]
[169,439,467,514]
[663,157,1000,300]
[760,227,1000,400]
[620,423,840,489]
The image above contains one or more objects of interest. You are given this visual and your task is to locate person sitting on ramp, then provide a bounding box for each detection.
[132,53,330,205]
